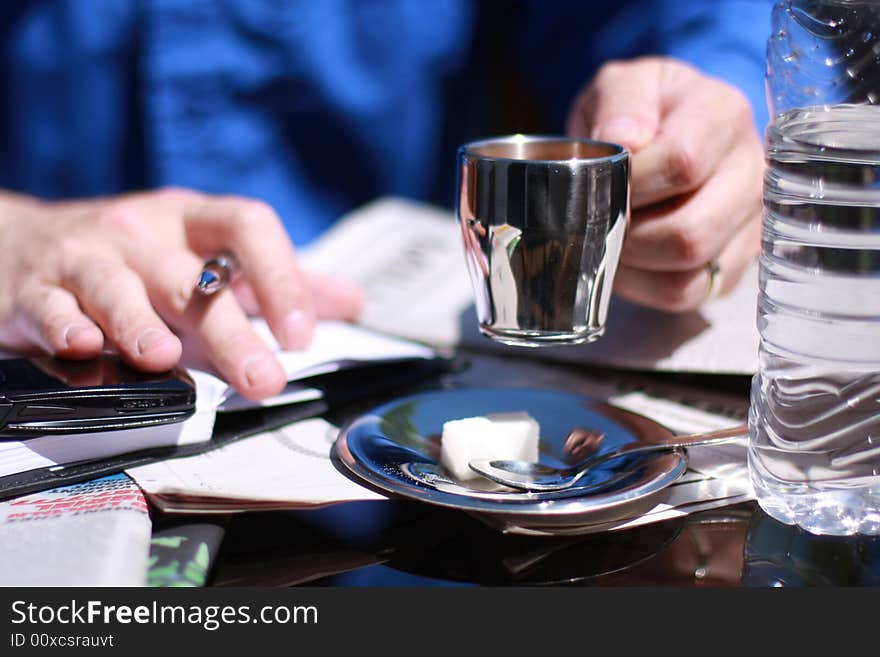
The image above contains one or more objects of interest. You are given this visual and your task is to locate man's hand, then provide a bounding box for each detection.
[567,57,764,312]
[0,188,364,400]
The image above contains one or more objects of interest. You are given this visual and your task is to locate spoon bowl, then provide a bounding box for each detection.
[469,423,749,491]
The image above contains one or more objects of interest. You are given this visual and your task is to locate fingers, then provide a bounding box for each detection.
[567,58,664,151]
[614,207,761,312]
[0,189,325,402]
[10,282,104,358]
[0,188,360,402]
[630,80,755,208]
[134,248,287,401]
[304,272,365,321]
[59,252,182,371]
[566,57,763,312]
[186,292,288,401]
[612,139,763,311]
[621,140,763,272]
[567,57,758,209]
[88,191,352,399]
[231,279,260,316]
[183,197,317,351]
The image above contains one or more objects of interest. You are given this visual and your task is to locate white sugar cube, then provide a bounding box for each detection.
[440,412,540,481]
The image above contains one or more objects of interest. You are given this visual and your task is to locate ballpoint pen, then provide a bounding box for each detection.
[196,252,237,296]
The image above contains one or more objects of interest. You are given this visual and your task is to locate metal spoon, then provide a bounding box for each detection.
[468,423,749,492]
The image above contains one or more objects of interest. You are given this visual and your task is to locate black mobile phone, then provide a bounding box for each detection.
[0,355,196,437]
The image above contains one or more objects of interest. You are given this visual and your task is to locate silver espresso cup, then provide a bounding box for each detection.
[456,135,630,347]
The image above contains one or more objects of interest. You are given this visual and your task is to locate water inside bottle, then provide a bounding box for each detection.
[750,103,880,536]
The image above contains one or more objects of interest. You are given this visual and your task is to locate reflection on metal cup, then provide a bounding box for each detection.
[456,135,630,347]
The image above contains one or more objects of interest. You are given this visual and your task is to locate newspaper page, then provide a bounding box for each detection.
[127,418,385,514]
[126,374,753,531]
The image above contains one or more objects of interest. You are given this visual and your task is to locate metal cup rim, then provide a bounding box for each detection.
[458,134,629,166]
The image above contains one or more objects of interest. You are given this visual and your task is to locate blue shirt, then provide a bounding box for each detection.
[0,0,773,245]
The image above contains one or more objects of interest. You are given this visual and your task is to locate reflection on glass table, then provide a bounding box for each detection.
[743,509,880,587]
[210,500,757,587]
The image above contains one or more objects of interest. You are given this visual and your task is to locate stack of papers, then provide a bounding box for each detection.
[127,372,754,534]
[128,418,383,514]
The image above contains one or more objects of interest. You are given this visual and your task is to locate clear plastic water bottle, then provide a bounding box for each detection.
[749,0,880,535]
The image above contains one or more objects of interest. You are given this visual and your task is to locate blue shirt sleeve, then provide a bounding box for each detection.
[511,0,773,134]
[653,0,773,132]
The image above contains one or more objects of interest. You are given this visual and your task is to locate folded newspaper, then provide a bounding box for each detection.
[0,474,152,586]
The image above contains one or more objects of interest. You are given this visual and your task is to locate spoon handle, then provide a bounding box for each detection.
[566,422,749,487]
[649,423,750,448]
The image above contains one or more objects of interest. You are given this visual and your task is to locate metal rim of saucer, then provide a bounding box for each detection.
[332,387,688,527]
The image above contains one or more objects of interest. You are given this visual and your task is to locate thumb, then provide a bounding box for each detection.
[566,58,664,152]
